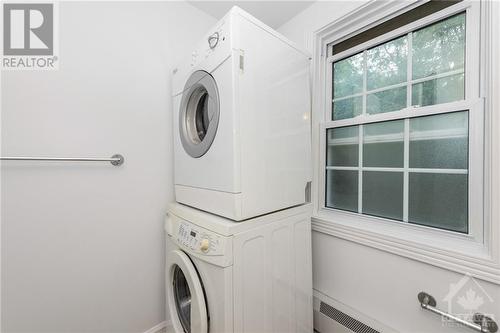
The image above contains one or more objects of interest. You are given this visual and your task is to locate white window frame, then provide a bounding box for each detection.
[311,0,500,284]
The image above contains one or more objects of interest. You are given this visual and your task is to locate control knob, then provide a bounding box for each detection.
[200,239,210,253]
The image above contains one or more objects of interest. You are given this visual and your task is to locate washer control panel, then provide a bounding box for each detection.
[176,221,224,256]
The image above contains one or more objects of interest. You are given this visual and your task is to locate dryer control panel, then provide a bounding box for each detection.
[188,16,231,71]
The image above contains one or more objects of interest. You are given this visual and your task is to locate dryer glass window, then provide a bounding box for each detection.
[179,70,220,158]
[187,87,210,143]
[194,90,209,141]
[173,265,191,333]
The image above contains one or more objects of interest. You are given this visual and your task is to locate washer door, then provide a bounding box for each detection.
[167,250,208,333]
[179,70,220,158]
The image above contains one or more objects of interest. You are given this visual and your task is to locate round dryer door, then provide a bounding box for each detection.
[167,250,208,333]
[179,70,220,158]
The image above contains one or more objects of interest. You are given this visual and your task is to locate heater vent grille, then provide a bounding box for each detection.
[319,301,380,333]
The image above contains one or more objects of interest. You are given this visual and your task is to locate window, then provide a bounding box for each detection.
[323,6,481,236]
[326,111,469,233]
[314,0,500,284]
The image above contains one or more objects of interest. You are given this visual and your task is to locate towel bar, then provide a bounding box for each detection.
[0,154,124,166]
[418,292,498,333]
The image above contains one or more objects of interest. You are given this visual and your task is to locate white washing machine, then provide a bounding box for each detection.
[165,202,313,333]
[172,7,311,221]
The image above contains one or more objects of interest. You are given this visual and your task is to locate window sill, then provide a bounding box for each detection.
[311,209,500,285]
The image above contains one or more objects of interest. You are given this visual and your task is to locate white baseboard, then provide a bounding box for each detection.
[142,321,171,333]
[165,320,173,333]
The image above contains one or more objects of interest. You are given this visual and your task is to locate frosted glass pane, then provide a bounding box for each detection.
[412,73,464,107]
[333,96,363,120]
[326,170,358,212]
[326,126,359,167]
[367,36,407,90]
[410,111,468,169]
[366,86,407,115]
[363,171,403,220]
[412,13,466,80]
[333,53,364,99]
[363,120,404,167]
[409,173,468,233]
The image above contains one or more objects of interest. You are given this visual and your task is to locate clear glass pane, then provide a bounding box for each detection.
[363,120,404,167]
[363,171,404,220]
[333,52,364,99]
[326,126,359,167]
[409,173,468,233]
[412,13,466,80]
[366,86,407,115]
[366,36,408,90]
[410,111,468,169]
[412,73,464,107]
[326,170,358,212]
[332,96,363,120]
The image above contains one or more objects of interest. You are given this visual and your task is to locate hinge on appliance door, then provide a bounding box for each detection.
[239,50,244,72]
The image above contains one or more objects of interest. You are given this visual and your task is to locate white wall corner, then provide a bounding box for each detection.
[142,321,171,333]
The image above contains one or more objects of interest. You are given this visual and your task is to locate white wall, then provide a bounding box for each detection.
[278,2,500,332]
[1,2,214,332]
[278,1,363,53]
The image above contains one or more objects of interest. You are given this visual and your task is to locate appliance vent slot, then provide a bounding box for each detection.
[319,301,380,333]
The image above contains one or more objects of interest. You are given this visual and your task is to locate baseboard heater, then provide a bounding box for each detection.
[319,301,380,333]
[313,290,398,333]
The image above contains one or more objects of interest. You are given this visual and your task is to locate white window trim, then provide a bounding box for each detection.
[311,0,500,284]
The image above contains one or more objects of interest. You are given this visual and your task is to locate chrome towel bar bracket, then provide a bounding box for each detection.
[418,292,498,333]
[0,154,124,166]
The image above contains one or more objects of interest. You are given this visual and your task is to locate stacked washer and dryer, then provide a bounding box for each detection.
[166,7,312,333]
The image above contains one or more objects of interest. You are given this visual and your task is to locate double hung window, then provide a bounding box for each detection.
[322,2,482,238]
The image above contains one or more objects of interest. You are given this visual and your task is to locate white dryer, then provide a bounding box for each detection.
[172,7,311,221]
[165,202,313,333]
